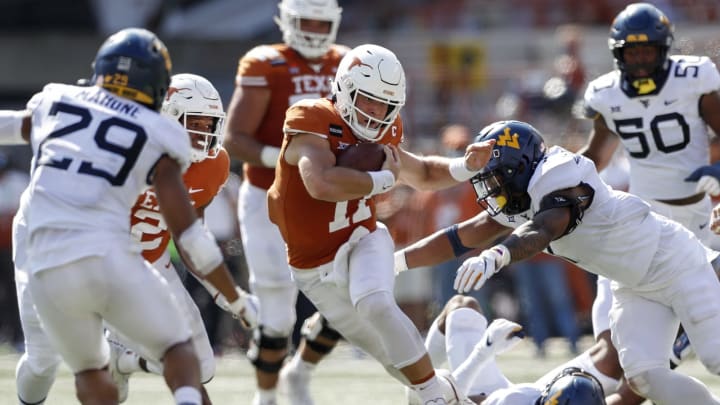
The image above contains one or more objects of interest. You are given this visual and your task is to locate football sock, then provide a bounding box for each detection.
[424,318,447,368]
[173,386,201,405]
[16,354,57,405]
[446,308,510,396]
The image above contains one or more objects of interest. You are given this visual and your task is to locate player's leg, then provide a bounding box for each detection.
[650,198,716,368]
[103,252,203,404]
[14,270,63,405]
[441,295,511,398]
[106,257,216,402]
[671,262,720,376]
[239,181,298,405]
[279,311,341,405]
[345,225,467,404]
[28,258,118,403]
[612,285,720,404]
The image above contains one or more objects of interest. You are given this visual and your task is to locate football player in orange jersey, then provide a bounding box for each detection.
[267,43,495,405]
[222,1,348,404]
[106,73,251,404]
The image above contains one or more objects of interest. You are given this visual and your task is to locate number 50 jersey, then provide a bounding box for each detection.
[25,83,191,272]
[583,55,720,200]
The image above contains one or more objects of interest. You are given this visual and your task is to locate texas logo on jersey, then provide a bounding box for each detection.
[268,98,402,269]
[236,43,349,190]
[130,148,230,264]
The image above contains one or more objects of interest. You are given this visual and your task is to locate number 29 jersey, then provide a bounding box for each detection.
[25,83,191,272]
[267,98,403,269]
[583,55,720,200]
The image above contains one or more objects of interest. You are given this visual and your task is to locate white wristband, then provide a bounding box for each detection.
[0,110,28,145]
[490,244,511,269]
[449,157,479,182]
[394,250,409,275]
[368,170,395,196]
[260,146,281,168]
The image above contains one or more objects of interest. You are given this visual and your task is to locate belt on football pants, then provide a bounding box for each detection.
[656,192,705,206]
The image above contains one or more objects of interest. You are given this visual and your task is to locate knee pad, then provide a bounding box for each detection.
[301,312,341,354]
[247,326,289,373]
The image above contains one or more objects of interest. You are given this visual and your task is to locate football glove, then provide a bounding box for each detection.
[685,164,720,196]
[216,287,259,329]
[480,319,525,356]
[454,246,510,293]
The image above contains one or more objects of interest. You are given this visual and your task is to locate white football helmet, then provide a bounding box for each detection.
[333,44,406,142]
[274,0,342,59]
[161,73,225,162]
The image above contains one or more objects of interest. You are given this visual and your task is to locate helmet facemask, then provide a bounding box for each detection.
[275,0,342,59]
[471,164,532,217]
[342,88,403,142]
[180,113,225,162]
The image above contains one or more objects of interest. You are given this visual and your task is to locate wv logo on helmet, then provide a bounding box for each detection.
[497,127,520,149]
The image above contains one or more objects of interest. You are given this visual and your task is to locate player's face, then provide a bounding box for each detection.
[299,18,332,34]
[355,93,389,129]
[623,45,659,77]
[186,115,216,149]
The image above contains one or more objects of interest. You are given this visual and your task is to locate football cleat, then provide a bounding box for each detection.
[106,331,131,403]
[251,392,278,405]
[278,360,314,405]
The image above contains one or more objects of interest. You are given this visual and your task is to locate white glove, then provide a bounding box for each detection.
[696,175,720,196]
[712,205,720,234]
[480,318,525,356]
[454,245,510,293]
[217,287,259,329]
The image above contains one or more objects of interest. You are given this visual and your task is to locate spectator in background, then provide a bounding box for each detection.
[0,150,29,347]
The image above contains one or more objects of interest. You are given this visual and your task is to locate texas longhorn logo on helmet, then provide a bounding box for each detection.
[348,57,372,71]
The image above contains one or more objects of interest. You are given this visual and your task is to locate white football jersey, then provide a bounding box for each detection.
[492,146,663,288]
[584,55,720,200]
[25,83,191,272]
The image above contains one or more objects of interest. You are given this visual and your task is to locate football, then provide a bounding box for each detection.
[336,142,386,172]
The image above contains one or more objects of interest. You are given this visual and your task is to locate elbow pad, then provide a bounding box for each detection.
[178,219,224,275]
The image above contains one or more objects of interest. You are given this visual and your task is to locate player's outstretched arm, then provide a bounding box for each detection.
[396,139,495,191]
[395,210,511,274]
[153,156,258,328]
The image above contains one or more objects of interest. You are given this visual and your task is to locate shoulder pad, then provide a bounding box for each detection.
[589,72,617,93]
[244,45,284,63]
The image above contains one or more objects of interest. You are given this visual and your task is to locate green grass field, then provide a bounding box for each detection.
[0,337,718,404]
